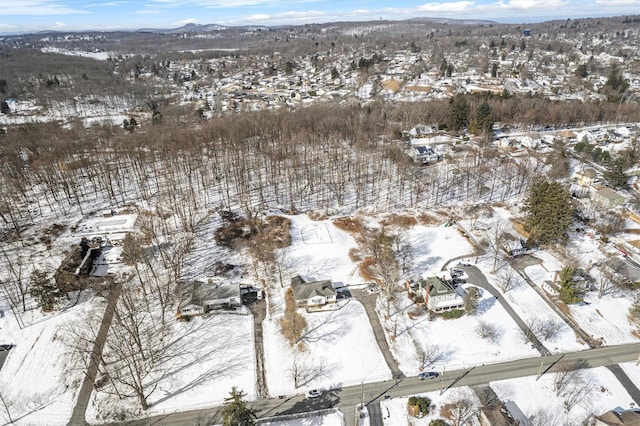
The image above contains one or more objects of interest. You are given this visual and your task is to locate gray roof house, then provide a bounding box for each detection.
[291,276,337,307]
[595,409,640,426]
[594,187,628,208]
[178,282,242,317]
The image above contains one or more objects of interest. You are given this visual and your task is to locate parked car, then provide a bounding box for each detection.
[305,389,323,399]
[449,268,465,278]
[450,277,466,285]
[0,344,14,351]
[418,371,439,380]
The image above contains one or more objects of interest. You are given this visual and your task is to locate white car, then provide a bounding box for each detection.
[305,389,323,399]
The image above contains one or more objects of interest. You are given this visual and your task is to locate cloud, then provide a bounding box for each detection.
[245,14,271,21]
[1,1,89,16]
[595,0,638,4]
[484,0,567,10]
[172,18,200,26]
[417,1,475,13]
[53,21,66,28]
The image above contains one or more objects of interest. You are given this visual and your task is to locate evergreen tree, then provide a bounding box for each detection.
[464,287,478,314]
[558,265,580,304]
[222,387,256,426]
[523,178,574,246]
[30,269,62,312]
[603,156,628,189]
[447,95,469,132]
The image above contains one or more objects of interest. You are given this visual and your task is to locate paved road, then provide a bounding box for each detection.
[68,280,123,426]
[108,342,640,426]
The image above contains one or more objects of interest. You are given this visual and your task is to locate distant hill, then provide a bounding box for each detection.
[407,17,497,25]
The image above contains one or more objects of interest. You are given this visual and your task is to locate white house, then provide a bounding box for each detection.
[415,276,465,313]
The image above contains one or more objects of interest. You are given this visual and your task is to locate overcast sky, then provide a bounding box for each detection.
[1,0,638,34]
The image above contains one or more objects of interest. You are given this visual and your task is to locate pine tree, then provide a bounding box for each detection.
[222,387,256,426]
[30,269,61,312]
[447,95,469,132]
[558,265,580,304]
[523,178,574,246]
[603,156,628,189]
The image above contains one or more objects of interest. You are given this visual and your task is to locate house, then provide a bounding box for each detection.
[479,404,520,426]
[595,408,640,426]
[291,276,337,307]
[408,146,442,164]
[574,167,599,186]
[414,276,465,313]
[178,281,243,317]
[594,187,628,208]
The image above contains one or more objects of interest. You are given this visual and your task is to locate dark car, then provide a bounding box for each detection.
[0,344,14,351]
[418,371,439,380]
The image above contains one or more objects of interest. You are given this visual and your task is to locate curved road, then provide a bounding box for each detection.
[111,342,640,426]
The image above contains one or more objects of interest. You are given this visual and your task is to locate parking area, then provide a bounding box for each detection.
[0,345,14,370]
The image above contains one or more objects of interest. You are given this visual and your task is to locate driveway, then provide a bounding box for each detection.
[351,289,405,380]
[454,264,552,356]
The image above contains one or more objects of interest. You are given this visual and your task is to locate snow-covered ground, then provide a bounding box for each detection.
[260,409,344,426]
[380,386,481,426]
[491,367,636,425]
[263,215,391,395]
[87,310,256,421]
[0,294,102,426]
[378,366,635,425]
[387,289,540,375]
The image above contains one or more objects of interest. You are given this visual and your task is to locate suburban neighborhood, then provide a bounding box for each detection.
[1,11,640,426]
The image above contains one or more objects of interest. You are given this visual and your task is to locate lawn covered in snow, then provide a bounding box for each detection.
[490,367,636,425]
[386,290,539,375]
[263,215,391,395]
[87,311,256,421]
[0,294,102,426]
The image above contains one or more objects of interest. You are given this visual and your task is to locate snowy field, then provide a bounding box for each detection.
[569,292,636,345]
[0,294,102,426]
[264,215,391,395]
[259,409,344,426]
[88,311,256,421]
[499,274,587,352]
[387,290,540,375]
[490,367,636,425]
[264,300,392,395]
[406,223,475,275]
[280,215,361,284]
[380,387,481,426]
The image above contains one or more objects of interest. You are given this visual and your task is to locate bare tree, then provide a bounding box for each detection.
[529,407,561,426]
[553,361,587,397]
[441,389,478,426]
[495,266,520,293]
[475,319,500,343]
[485,221,510,273]
[288,350,329,389]
[538,319,563,340]
[563,378,592,413]
[416,343,449,370]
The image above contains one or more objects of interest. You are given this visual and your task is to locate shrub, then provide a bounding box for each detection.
[407,396,431,417]
[429,420,450,426]
[441,309,464,319]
